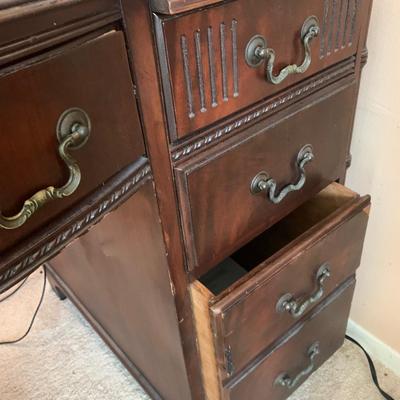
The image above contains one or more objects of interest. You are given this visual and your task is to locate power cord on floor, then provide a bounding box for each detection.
[0,272,396,400]
[0,267,47,345]
[345,335,396,400]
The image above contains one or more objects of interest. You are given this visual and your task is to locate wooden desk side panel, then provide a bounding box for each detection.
[120,0,205,399]
[48,182,191,400]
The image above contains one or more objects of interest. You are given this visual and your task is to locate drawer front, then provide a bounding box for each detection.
[210,184,370,375]
[176,85,356,274]
[224,278,355,400]
[156,0,365,139]
[0,31,144,252]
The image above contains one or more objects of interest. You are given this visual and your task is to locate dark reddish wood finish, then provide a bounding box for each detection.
[209,186,370,376]
[0,0,120,66]
[224,278,355,400]
[0,31,144,253]
[48,182,191,400]
[120,0,204,398]
[0,1,374,400]
[339,0,374,183]
[0,158,151,294]
[176,84,357,275]
[170,57,357,165]
[156,0,363,139]
[151,0,222,14]
[46,266,164,400]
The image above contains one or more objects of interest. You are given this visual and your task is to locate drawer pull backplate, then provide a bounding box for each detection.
[251,144,314,204]
[275,342,320,389]
[276,264,331,318]
[246,16,320,85]
[0,108,91,230]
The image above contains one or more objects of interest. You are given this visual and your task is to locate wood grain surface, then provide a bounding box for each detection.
[156,0,362,138]
[210,184,370,376]
[224,278,356,400]
[0,31,144,253]
[176,84,357,275]
[49,182,191,400]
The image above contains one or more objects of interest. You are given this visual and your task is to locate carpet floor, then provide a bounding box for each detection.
[0,268,399,400]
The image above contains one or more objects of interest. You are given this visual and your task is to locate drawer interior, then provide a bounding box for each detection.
[191,182,368,400]
[199,182,358,296]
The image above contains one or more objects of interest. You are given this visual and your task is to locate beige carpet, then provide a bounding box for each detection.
[0,269,399,400]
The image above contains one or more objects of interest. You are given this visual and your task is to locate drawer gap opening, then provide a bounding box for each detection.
[199,183,358,296]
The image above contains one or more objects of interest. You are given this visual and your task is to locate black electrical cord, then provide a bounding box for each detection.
[0,267,47,345]
[0,271,396,400]
[0,277,28,303]
[345,335,396,400]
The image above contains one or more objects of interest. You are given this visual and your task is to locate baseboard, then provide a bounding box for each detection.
[347,319,400,376]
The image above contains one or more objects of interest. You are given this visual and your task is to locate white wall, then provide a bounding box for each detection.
[346,0,400,357]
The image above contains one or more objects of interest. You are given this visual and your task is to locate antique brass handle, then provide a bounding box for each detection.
[276,264,331,318]
[0,108,91,230]
[245,16,320,85]
[250,144,314,204]
[275,342,320,389]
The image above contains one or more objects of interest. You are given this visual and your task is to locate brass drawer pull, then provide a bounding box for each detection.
[246,16,320,85]
[250,144,314,204]
[276,264,331,318]
[0,108,91,230]
[275,342,320,389]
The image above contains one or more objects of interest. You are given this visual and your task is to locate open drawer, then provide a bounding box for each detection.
[190,183,370,398]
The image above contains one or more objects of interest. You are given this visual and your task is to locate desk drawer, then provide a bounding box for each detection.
[156,0,365,139]
[0,31,144,252]
[224,278,355,400]
[190,183,370,399]
[176,85,356,274]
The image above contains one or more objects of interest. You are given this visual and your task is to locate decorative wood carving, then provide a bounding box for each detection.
[180,19,239,120]
[175,82,358,274]
[0,158,151,293]
[157,0,362,140]
[320,0,360,58]
[361,48,368,66]
[171,58,356,163]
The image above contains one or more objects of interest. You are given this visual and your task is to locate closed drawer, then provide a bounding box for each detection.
[177,85,356,274]
[155,0,366,139]
[190,183,370,399]
[224,278,355,400]
[0,31,144,252]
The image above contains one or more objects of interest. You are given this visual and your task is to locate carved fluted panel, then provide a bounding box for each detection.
[180,19,239,120]
[320,0,360,58]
